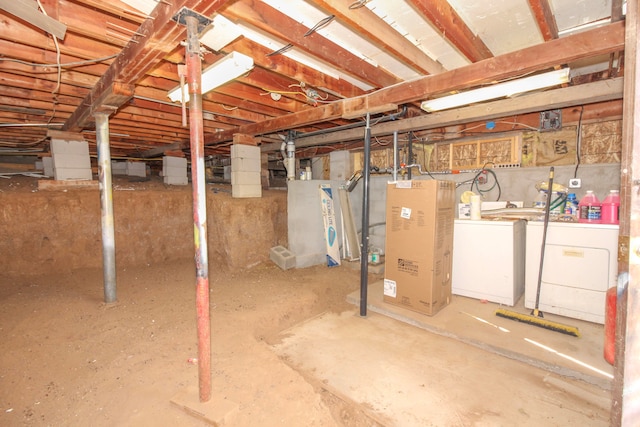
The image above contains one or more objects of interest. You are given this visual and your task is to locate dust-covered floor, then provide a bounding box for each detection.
[0,259,610,426]
[0,260,385,426]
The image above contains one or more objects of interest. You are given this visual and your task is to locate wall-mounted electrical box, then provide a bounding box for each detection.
[540,109,562,131]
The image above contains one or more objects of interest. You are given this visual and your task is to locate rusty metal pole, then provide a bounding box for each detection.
[95,112,117,304]
[184,14,211,403]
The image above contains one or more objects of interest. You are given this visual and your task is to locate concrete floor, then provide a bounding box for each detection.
[272,280,612,426]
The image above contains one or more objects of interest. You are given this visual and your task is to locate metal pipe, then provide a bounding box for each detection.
[185,15,211,403]
[360,113,372,317]
[392,131,398,181]
[95,112,117,304]
[297,105,408,139]
[407,132,413,180]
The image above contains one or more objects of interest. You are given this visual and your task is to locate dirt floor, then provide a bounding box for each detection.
[0,260,611,427]
[0,174,611,426]
[0,260,377,426]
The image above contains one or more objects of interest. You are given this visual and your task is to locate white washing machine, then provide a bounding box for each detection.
[452,219,526,306]
[525,221,619,324]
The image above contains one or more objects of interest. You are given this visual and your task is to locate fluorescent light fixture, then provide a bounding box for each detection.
[120,0,156,15]
[167,51,254,103]
[199,15,242,51]
[420,68,570,113]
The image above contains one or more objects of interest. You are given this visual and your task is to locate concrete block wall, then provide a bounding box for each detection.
[162,156,188,185]
[231,144,261,198]
[112,161,127,176]
[42,157,53,177]
[126,161,146,177]
[287,163,622,268]
[50,139,92,180]
[329,150,352,181]
[287,180,345,268]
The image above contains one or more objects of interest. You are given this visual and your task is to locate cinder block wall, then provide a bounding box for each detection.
[287,163,622,267]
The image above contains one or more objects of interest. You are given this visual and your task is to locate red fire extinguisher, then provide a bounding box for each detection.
[604,286,617,365]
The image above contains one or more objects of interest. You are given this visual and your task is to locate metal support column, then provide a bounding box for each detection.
[359,113,372,317]
[184,14,211,403]
[392,131,398,181]
[407,132,413,180]
[95,112,117,304]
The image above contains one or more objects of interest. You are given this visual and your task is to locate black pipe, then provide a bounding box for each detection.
[360,114,372,317]
[407,131,413,180]
[297,105,408,139]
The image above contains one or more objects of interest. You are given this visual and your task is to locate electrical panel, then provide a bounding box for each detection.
[540,109,562,131]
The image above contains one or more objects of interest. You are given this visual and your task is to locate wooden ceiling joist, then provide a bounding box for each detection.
[62,0,233,132]
[527,0,559,41]
[0,0,67,40]
[223,0,401,88]
[307,0,445,75]
[204,21,625,147]
[408,0,493,62]
[268,77,624,149]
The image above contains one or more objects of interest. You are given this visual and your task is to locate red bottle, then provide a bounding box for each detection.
[578,191,601,224]
[601,190,620,225]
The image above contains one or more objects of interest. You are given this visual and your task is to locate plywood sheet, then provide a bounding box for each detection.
[580,120,622,164]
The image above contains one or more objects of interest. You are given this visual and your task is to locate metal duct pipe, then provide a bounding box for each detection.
[185,14,211,404]
[95,112,116,304]
[360,113,372,317]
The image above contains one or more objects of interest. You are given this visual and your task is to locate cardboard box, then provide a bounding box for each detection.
[383,180,455,316]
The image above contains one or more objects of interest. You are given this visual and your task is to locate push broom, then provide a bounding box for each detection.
[495,166,581,337]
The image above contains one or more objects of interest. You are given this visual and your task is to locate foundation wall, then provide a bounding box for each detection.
[0,183,287,277]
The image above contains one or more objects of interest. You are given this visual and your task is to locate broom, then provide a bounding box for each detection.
[495,167,580,337]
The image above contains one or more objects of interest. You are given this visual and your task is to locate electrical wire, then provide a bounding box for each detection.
[0,54,118,68]
[373,136,391,146]
[35,0,61,96]
[267,43,293,57]
[574,106,584,178]
[470,164,502,201]
[348,0,370,9]
[304,15,335,36]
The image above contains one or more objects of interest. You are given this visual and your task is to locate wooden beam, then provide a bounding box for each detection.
[233,133,258,146]
[223,0,401,88]
[0,0,67,40]
[307,0,445,75]
[611,0,625,22]
[227,37,366,99]
[259,77,624,150]
[205,102,345,145]
[366,21,625,106]
[408,0,493,62]
[62,0,233,132]
[203,21,625,146]
[527,0,559,41]
[612,0,639,424]
[46,130,85,141]
[63,81,135,128]
[137,142,183,158]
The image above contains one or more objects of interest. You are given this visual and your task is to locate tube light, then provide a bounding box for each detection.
[420,68,571,113]
[167,51,254,103]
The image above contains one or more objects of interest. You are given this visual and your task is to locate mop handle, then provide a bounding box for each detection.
[535,167,554,311]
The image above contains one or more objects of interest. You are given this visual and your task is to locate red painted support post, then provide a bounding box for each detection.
[184,14,211,403]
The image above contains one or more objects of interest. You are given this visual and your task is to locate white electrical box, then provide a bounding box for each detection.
[525,222,619,324]
[452,219,526,306]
